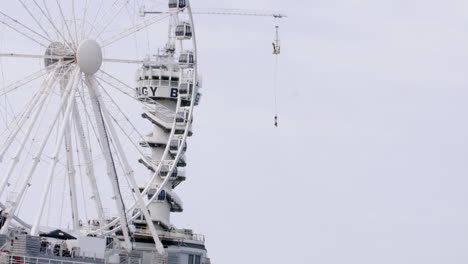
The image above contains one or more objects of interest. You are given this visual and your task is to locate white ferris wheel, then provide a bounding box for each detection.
[0,0,198,253]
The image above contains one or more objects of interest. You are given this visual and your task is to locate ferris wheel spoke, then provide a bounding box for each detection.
[95,70,151,106]
[0,63,65,160]
[16,0,53,41]
[96,78,151,155]
[0,10,52,45]
[83,0,106,41]
[0,86,43,153]
[71,0,79,45]
[83,0,129,41]
[83,74,132,250]
[93,1,129,41]
[0,13,48,48]
[0,67,59,198]
[30,70,80,235]
[101,11,175,48]
[95,74,134,100]
[54,0,78,47]
[0,67,79,235]
[78,0,89,41]
[31,0,76,52]
[0,62,70,97]
[0,53,74,60]
[96,80,165,207]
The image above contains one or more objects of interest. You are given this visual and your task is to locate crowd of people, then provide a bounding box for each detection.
[40,239,73,257]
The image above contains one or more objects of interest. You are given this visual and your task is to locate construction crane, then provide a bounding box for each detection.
[141,7,285,127]
[140,8,287,18]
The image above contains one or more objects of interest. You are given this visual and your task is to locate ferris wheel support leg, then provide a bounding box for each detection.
[0,68,80,235]
[30,72,80,236]
[84,74,132,251]
[59,76,80,232]
[0,68,58,198]
[97,91,165,254]
[64,126,80,231]
[72,104,106,231]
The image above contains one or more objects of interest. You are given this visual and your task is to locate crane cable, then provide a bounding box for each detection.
[273,53,279,127]
[272,24,280,127]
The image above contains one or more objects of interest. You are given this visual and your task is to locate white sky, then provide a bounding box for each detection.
[1,0,468,264]
[181,0,468,264]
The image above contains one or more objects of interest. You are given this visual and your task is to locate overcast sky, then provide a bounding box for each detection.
[177,1,468,264]
[1,0,468,264]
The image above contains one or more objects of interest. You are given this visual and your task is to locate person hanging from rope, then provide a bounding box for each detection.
[272,24,281,127]
[272,26,281,55]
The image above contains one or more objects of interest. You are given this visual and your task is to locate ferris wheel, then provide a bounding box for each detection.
[0,0,198,253]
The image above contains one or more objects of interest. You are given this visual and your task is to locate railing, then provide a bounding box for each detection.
[144,102,175,124]
[133,228,205,243]
[138,80,179,88]
[0,253,103,264]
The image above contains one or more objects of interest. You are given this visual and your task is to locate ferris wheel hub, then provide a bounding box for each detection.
[44,42,70,70]
[76,39,103,75]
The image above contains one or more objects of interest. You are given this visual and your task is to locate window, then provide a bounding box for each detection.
[169,0,177,8]
[176,26,184,36]
[158,190,166,201]
[188,255,201,264]
[170,139,179,150]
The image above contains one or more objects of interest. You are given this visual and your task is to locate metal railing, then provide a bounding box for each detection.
[143,102,175,124]
[133,228,205,242]
[0,253,102,264]
[138,80,179,88]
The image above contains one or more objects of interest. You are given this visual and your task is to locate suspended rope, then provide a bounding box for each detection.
[272,24,281,127]
[273,55,279,127]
